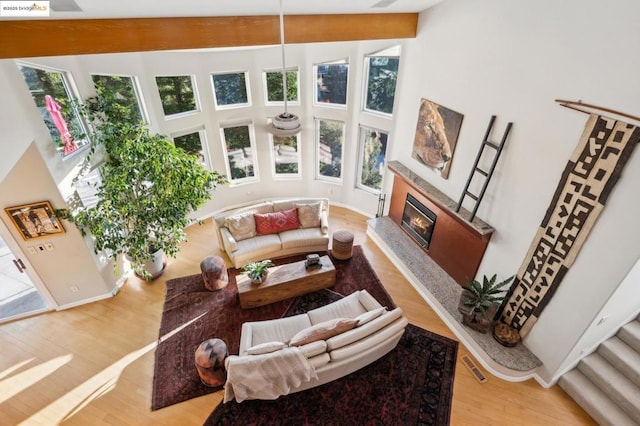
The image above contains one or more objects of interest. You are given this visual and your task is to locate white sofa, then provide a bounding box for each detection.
[230,290,408,399]
[212,198,330,268]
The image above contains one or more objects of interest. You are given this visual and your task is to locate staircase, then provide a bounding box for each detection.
[559,314,640,425]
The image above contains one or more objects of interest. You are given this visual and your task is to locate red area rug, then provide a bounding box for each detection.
[206,319,457,425]
[151,246,395,410]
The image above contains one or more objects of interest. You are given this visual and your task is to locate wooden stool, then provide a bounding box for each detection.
[332,230,354,260]
[200,256,228,291]
[194,338,228,387]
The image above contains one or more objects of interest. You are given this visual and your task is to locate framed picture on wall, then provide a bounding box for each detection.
[411,98,464,179]
[4,201,65,241]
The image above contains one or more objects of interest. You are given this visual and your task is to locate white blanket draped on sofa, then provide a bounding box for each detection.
[223,347,317,403]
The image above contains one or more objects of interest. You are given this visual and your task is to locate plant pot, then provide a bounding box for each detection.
[144,248,165,278]
[250,270,268,284]
[129,248,166,280]
[457,296,498,334]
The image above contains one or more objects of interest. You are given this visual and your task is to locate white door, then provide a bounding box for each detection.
[0,220,55,322]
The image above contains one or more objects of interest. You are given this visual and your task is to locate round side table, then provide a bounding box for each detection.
[194,338,228,387]
[332,230,354,260]
[200,255,228,291]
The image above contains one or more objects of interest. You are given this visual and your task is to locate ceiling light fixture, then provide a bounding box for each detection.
[267,0,301,137]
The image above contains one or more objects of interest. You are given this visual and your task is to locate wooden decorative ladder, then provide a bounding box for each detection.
[455,115,512,221]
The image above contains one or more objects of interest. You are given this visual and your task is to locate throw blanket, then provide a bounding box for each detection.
[223,347,318,403]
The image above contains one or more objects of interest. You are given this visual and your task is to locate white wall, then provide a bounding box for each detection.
[392,0,640,382]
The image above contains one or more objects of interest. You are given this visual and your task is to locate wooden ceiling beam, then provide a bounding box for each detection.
[0,13,418,59]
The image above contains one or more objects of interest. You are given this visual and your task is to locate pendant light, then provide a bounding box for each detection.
[267,0,301,137]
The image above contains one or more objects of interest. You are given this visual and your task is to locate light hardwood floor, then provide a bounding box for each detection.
[0,206,595,425]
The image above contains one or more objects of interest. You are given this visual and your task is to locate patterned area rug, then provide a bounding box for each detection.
[205,320,458,425]
[151,246,396,410]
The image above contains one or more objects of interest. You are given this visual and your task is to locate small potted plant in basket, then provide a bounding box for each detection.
[242,260,274,284]
[458,273,514,334]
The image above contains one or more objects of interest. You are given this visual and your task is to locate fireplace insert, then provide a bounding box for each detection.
[401,193,436,249]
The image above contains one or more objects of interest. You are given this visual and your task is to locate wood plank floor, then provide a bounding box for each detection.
[0,206,595,425]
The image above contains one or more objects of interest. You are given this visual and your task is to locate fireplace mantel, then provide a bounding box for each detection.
[387,160,494,285]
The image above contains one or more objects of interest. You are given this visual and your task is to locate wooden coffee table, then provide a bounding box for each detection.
[237,255,336,309]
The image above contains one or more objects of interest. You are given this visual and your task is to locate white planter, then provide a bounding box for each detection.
[143,248,165,279]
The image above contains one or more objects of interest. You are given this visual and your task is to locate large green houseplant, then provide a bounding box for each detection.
[60,93,226,279]
[457,273,515,333]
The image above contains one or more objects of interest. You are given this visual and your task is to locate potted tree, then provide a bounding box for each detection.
[458,273,514,333]
[60,93,227,280]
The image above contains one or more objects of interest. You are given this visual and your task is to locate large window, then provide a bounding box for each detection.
[18,64,89,158]
[316,118,345,181]
[172,128,211,169]
[314,61,349,106]
[155,75,198,117]
[264,68,299,105]
[91,74,145,125]
[363,48,400,115]
[269,131,301,179]
[220,123,258,184]
[211,72,250,109]
[357,126,388,193]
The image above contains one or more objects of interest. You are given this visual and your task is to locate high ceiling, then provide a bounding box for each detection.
[46,0,443,19]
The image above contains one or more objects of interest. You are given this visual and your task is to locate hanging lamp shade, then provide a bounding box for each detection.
[268,112,301,137]
[267,0,301,137]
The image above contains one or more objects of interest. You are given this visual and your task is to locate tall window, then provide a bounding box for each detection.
[316,118,345,181]
[211,72,250,109]
[172,128,210,169]
[264,68,299,105]
[314,61,349,106]
[220,123,258,184]
[269,130,301,179]
[357,126,388,193]
[363,47,400,115]
[18,64,89,158]
[91,74,145,125]
[156,75,198,117]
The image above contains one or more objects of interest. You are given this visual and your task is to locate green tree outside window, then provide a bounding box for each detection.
[265,70,298,103]
[316,64,348,105]
[359,127,388,192]
[222,125,255,181]
[173,131,206,165]
[365,57,399,115]
[212,73,249,107]
[317,119,344,179]
[156,76,197,116]
[91,75,144,125]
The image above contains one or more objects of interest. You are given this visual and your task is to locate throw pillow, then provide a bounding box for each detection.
[296,203,322,228]
[225,212,257,241]
[246,341,287,355]
[254,208,300,235]
[355,307,386,327]
[288,317,358,346]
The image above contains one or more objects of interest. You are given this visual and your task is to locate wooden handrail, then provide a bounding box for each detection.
[555,99,640,124]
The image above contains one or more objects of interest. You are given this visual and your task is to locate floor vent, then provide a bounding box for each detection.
[461,355,487,383]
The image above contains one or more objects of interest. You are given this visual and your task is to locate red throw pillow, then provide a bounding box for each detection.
[254,208,300,235]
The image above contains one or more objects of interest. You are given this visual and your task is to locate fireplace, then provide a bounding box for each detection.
[387,160,494,285]
[401,193,436,249]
